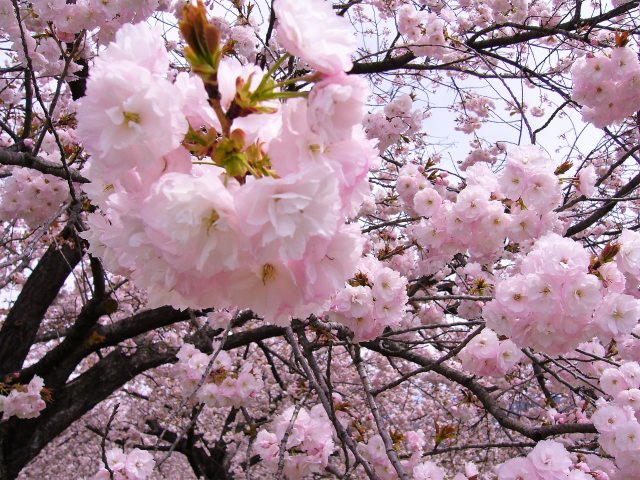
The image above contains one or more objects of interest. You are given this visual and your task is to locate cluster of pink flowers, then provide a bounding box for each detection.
[0,167,69,228]
[397,5,448,59]
[485,234,599,354]
[486,232,640,354]
[357,430,429,480]
[30,0,161,43]
[591,362,640,477]
[0,0,163,81]
[0,375,46,420]
[405,146,563,276]
[488,0,529,23]
[254,404,335,479]
[571,47,640,128]
[364,94,424,152]
[412,461,446,480]
[79,5,375,324]
[459,141,505,170]
[92,447,154,480]
[173,343,263,408]
[458,328,522,377]
[454,94,496,134]
[408,166,508,269]
[328,256,408,341]
[497,145,562,218]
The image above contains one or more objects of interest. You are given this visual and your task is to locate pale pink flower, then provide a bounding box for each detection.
[615,388,640,413]
[254,430,279,461]
[97,22,169,75]
[577,165,597,197]
[617,229,640,277]
[307,73,369,142]
[560,273,603,317]
[413,461,445,480]
[77,63,187,179]
[600,367,630,397]
[592,403,634,434]
[141,171,240,275]
[614,421,640,452]
[105,448,126,472]
[495,457,537,480]
[496,340,523,372]
[174,72,218,129]
[499,163,529,200]
[594,293,640,338]
[236,167,340,262]
[274,0,357,74]
[527,440,572,479]
[124,449,155,479]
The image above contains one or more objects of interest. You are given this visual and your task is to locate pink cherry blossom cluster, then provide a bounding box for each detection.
[328,256,408,341]
[412,460,479,480]
[458,328,522,377]
[364,94,425,152]
[254,404,335,480]
[488,0,530,23]
[0,167,69,228]
[79,9,376,324]
[357,430,428,480]
[0,375,46,420]
[405,146,564,275]
[497,145,562,216]
[29,0,162,43]
[455,94,496,134]
[486,232,640,354]
[397,5,448,59]
[571,47,640,128]
[408,168,509,269]
[484,233,598,355]
[173,343,263,408]
[591,362,640,477]
[459,141,506,170]
[617,325,640,365]
[92,447,155,480]
[1,0,165,81]
[412,461,446,480]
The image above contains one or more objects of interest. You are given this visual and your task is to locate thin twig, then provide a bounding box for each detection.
[101,404,120,480]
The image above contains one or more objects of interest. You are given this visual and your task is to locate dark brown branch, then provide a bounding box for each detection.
[363,340,596,441]
[0,149,88,183]
[0,209,84,377]
[3,324,285,478]
[349,2,639,75]
[565,171,640,237]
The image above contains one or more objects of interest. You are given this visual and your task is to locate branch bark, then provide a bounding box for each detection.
[0,149,88,183]
[0,210,84,377]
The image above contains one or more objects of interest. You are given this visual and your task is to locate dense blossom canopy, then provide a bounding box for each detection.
[2,0,640,479]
